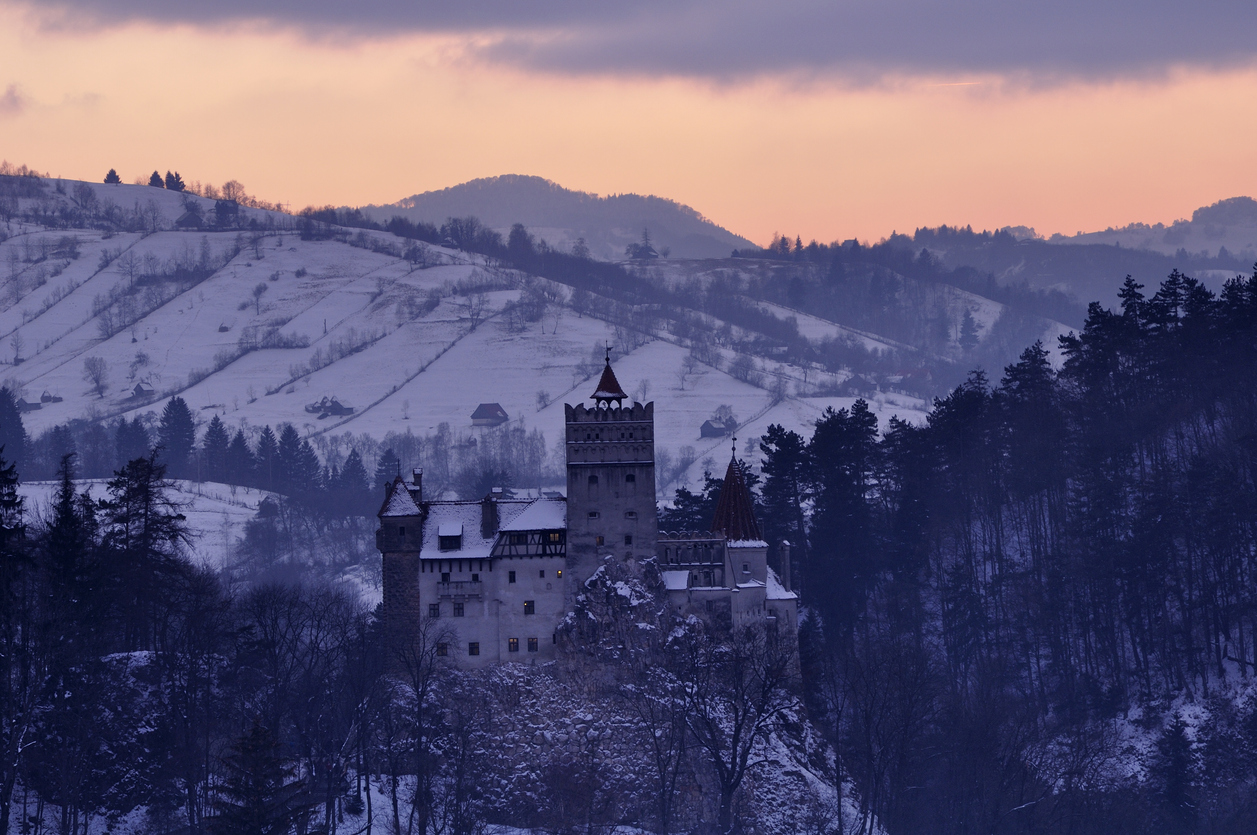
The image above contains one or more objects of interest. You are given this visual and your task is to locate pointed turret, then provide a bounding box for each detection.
[591,349,627,406]
[710,452,763,542]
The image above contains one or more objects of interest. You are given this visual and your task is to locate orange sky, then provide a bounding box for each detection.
[2,7,1256,245]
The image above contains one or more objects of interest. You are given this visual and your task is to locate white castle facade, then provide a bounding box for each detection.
[377,358,798,667]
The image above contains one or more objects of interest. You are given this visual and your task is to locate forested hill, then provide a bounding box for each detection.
[752,268,1257,833]
[360,174,756,260]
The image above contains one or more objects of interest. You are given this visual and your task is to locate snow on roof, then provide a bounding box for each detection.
[662,570,690,591]
[727,539,769,549]
[381,482,420,517]
[766,567,797,601]
[592,360,627,401]
[437,522,463,537]
[500,496,566,532]
[419,499,533,560]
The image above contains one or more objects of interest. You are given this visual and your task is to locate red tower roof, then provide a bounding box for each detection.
[710,454,763,542]
[592,359,627,404]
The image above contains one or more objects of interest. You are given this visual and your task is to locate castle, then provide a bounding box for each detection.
[377,356,797,666]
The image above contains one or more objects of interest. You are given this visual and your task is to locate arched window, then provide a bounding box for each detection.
[588,474,599,485]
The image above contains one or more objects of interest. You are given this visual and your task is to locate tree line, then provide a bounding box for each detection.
[747,267,1257,833]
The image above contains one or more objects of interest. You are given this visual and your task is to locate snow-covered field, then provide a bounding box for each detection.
[1,178,936,498]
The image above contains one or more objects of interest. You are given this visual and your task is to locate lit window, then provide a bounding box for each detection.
[524,600,535,615]
[528,637,538,652]
[549,532,561,542]
[509,638,519,653]
[556,569,562,578]
[437,643,448,657]
[595,536,604,546]
[453,601,465,617]
[509,570,516,583]
[468,642,479,656]
[428,603,440,619]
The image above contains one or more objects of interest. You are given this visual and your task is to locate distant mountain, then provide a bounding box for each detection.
[1053,196,1257,261]
[360,175,757,261]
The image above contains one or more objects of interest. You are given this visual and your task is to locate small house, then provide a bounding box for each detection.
[16,399,40,413]
[40,390,63,403]
[471,403,509,427]
[306,395,354,418]
[174,211,204,230]
[700,417,737,438]
[129,382,155,400]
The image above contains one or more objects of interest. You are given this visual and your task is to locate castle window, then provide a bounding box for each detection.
[625,511,637,520]
[439,535,462,551]
[624,535,633,545]
[398,526,406,538]
[625,474,635,483]
[524,600,535,615]
[549,532,561,542]
[468,642,479,656]
[588,475,598,485]
[441,572,450,583]
[428,603,440,618]
[528,637,538,652]
[453,601,465,617]
[509,638,519,653]
[437,643,448,657]
[539,570,545,578]
[509,570,516,583]
[471,573,479,582]
[556,569,562,578]
[743,563,750,574]
[588,511,600,519]
[596,536,604,546]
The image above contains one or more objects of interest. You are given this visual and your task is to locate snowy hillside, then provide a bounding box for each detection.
[0,175,955,498]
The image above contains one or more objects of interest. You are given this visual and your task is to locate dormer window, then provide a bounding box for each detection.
[438,522,463,551]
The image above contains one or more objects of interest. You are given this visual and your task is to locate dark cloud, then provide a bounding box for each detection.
[0,84,25,116]
[22,0,1257,81]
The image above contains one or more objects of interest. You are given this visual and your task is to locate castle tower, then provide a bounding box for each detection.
[378,472,424,651]
[565,353,658,600]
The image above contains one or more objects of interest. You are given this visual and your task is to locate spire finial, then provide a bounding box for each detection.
[731,436,737,458]
[605,341,612,364]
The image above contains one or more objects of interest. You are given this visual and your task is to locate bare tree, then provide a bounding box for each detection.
[252,282,268,314]
[8,332,21,364]
[620,661,690,835]
[678,624,799,834]
[82,356,108,398]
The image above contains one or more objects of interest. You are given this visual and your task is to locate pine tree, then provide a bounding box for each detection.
[114,417,151,468]
[210,723,311,835]
[374,448,400,491]
[164,171,186,192]
[255,427,280,492]
[0,449,26,835]
[104,169,122,185]
[0,388,27,472]
[148,171,165,188]
[339,450,369,494]
[276,425,302,495]
[202,416,229,484]
[226,430,255,487]
[758,424,810,574]
[959,309,980,353]
[158,397,196,479]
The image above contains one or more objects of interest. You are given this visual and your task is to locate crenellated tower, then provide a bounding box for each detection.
[564,354,658,601]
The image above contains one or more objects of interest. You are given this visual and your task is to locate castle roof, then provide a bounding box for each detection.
[380,476,420,517]
[592,359,627,403]
[710,454,763,542]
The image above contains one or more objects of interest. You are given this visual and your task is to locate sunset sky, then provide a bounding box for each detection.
[1,0,1255,245]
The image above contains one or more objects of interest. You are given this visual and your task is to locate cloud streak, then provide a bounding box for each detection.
[16,0,1257,82]
[0,84,24,116]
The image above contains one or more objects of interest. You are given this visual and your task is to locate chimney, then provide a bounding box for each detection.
[779,540,792,591]
[411,468,423,500]
[481,491,499,540]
